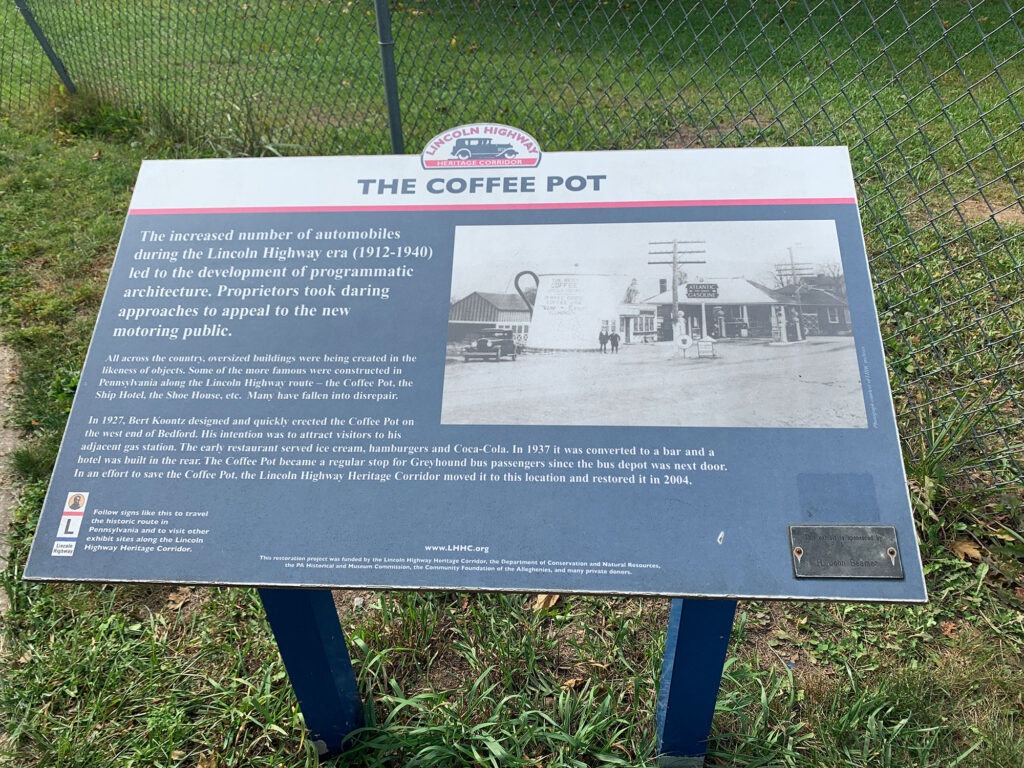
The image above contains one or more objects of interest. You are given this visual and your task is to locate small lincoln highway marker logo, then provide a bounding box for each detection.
[421,123,542,169]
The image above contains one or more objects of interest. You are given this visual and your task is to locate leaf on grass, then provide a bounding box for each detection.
[91,150,102,161]
[533,594,559,611]
[197,754,218,768]
[166,586,192,611]
[18,652,31,664]
[951,539,983,562]
[481,736,511,761]
[593,751,631,765]
[561,677,585,691]
[940,620,956,636]
[171,750,186,761]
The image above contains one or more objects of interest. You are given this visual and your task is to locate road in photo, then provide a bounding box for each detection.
[440,338,867,428]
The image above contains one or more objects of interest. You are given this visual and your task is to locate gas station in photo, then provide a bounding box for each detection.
[649,278,808,343]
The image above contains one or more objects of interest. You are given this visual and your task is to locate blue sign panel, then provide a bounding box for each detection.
[24,146,926,602]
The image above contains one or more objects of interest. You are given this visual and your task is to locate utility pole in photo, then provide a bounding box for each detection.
[649,240,706,355]
[775,243,813,342]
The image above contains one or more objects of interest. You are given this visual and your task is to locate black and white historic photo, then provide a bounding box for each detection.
[442,219,868,428]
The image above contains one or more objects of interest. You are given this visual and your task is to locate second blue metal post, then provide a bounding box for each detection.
[656,598,737,767]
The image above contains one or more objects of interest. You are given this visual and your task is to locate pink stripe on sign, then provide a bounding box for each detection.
[128,197,857,215]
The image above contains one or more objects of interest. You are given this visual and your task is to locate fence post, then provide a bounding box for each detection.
[373,0,404,154]
[14,0,77,95]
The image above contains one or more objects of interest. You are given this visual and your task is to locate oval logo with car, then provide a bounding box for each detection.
[421,123,542,169]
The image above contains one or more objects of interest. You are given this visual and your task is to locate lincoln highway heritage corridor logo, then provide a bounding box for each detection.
[421,123,542,169]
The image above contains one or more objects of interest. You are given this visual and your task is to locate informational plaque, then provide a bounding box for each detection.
[25,125,926,602]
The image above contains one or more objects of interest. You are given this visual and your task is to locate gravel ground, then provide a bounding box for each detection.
[441,337,867,428]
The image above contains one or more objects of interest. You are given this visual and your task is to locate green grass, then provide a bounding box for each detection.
[2,2,1023,766]
[1,96,1022,768]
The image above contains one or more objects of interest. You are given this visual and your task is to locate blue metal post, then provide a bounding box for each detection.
[259,588,365,757]
[656,598,737,767]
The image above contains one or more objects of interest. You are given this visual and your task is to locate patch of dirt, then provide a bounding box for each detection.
[662,117,768,149]
[332,588,382,624]
[151,584,213,626]
[0,345,20,617]
[900,186,1024,233]
[421,647,475,692]
[736,601,841,700]
[102,583,214,641]
[956,196,1024,227]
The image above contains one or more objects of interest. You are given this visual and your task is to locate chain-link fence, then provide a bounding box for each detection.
[2,0,1022,489]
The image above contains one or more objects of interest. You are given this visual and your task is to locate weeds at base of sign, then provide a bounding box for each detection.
[4,513,1024,765]
[901,393,1024,612]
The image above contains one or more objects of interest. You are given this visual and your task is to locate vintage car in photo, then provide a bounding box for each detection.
[462,328,518,362]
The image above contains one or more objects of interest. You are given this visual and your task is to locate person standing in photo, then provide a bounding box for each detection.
[610,331,620,353]
[599,331,608,352]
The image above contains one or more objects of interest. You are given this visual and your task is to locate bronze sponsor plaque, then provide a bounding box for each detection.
[789,525,904,579]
